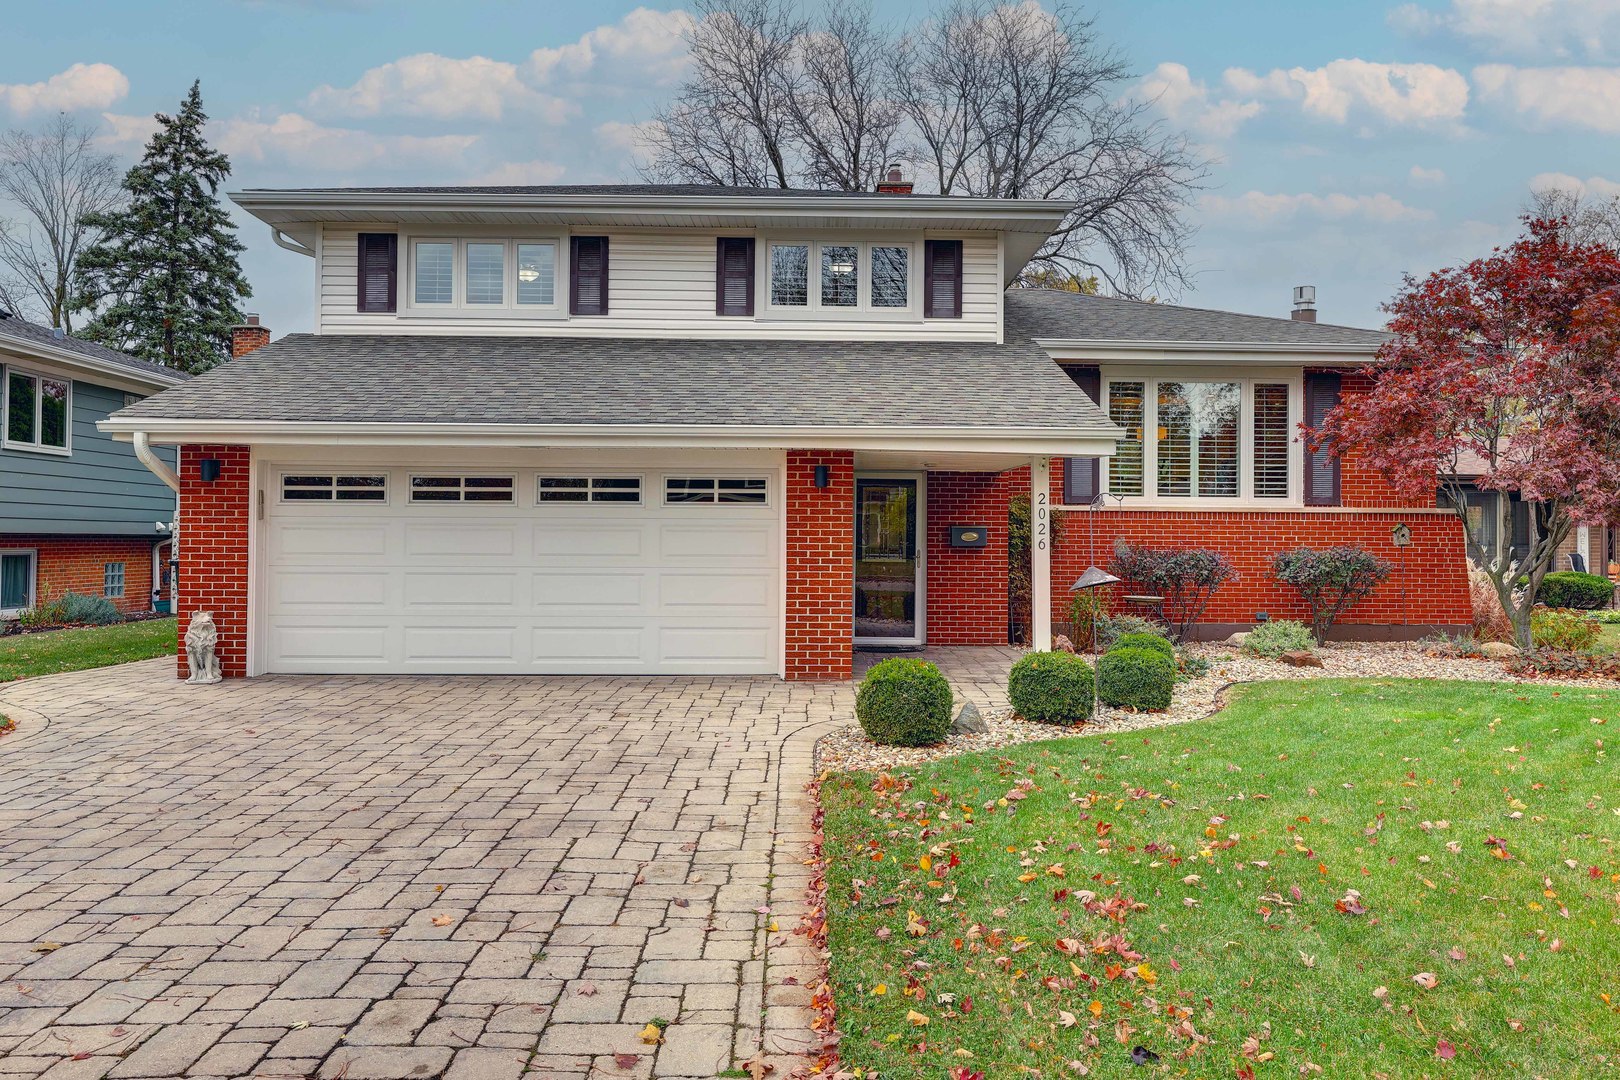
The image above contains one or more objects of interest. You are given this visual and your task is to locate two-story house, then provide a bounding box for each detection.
[101,182,1471,680]
[2,313,183,619]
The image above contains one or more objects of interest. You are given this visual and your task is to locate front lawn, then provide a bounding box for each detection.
[0,617,177,681]
[822,679,1620,1078]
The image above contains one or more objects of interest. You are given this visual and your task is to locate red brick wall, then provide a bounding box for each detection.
[1331,371,1433,510]
[925,470,1013,645]
[785,450,854,680]
[177,445,252,678]
[1049,508,1472,635]
[2,534,160,615]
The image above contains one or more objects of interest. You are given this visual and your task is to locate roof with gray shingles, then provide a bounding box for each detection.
[246,184,947,198]
[1007,288,1391,346]
[0,313,187,383]
[111,288,1388,429]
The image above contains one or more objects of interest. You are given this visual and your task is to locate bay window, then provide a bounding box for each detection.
[765,240,916,314]
[1099,376,1298,503]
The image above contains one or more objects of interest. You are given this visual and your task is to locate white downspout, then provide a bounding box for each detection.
[133,431,181,492]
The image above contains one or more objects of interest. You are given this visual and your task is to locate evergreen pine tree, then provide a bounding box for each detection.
[72,82,250,373]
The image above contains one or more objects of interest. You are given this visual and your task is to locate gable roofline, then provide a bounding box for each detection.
[0,319,188,392]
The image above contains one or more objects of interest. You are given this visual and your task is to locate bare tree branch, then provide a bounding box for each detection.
[1528,183,1620,249]
[786,4,904,191]
[0,113,123,330]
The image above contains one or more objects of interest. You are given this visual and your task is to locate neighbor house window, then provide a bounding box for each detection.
[765,240,917,314]
[410,475,515,503]
[1101,377,1297,503]
[4,369,69,453]
[281,475,387,502]
[538,477,642,504]
[665,477,768,505]
[103,562,125,599]
[0,550,35,614]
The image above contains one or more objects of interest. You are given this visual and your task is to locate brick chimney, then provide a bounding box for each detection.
[876,163,913,195]
[1291,285,1317,323]
[230,313,271,357]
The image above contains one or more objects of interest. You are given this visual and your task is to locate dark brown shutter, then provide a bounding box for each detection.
[715,237,755,316]
[1062,366,1102,504]
[1304,371,1342,506]
[923,239,963,318]
[356,233,397,313]
[570,236,610,315]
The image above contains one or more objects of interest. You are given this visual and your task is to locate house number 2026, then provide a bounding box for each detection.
[1035,491,1049,551]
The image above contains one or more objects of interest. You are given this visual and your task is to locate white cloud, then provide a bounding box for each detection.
[0,63,128,115]
[96,111,160,151]
[1135,62,1262,139]
[1224,59,1469,128]
[595,118,663,156]
[1391,0,1620,62]
[1409,164,1447,185]
[529,7,694,89]
[307,53,573,123]
[1527,170,1620,200]
[1202,190,1434,225]
[214,112,479,170]
[1473,64,1620,132]
[469,159,569,186]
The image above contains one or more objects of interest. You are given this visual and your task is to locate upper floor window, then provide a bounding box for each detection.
[766,240,915,315]
[409,239,559,312]
[3,368,70,455]
[1100,376,1297,504]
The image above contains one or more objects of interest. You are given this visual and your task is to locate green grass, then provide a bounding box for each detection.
[822,679,1620,1078]
[0,617,176,681]
[1595,622,1620,654]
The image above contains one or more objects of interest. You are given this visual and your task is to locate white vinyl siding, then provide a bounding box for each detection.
[318,227,1000,341]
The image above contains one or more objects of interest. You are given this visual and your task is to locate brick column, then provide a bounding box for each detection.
[785,450,854,680]
[177,445,252,678]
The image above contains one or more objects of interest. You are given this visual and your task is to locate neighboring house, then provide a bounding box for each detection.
[1,312,185,619]
[1451,449,1619,590]
[101,182,1471,681]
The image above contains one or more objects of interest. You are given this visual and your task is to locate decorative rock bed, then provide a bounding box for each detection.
[815,640,1620,774]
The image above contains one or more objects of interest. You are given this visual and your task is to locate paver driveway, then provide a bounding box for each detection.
[0,659,850,1080]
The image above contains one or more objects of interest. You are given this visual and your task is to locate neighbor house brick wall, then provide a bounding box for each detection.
[0,534,160,615]
[785,449,853,680]
[176,445,251,678]
[925,470,1013,645]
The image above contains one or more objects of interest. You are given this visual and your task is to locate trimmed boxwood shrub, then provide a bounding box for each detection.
[855,657,953,747]
[1538,571,1616,611]
[1112,632,1174,661]
[1097,646,1175,711]
[1008,652,1095,726]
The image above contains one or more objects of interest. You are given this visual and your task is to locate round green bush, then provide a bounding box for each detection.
[1111,632,1174,661]
[1539,571,1616,611]
[855,657,953,747]
[1008,652,1095,726]
[1096,646,1175,711]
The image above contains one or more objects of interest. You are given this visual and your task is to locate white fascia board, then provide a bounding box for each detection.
[230,189,1075,217]
[1037,338,1384,365]
[98,419,1120,458]
[0,332,186,393]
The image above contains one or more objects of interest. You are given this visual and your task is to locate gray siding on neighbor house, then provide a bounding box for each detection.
[0,378,177,535]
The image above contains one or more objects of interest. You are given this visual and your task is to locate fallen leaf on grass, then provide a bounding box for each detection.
[1436,1037,1456,1060]
[906,1009,929,1027]
[1413,972,1438,989]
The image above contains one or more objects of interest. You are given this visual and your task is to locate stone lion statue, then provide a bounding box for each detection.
[184,611,222,685]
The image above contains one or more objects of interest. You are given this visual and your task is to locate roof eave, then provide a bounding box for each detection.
[98,418,1121,458]
[1036,337,1386,364]
[0,329,186,392]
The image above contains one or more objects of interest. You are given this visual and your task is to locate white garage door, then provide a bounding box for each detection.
[260,464,781,675]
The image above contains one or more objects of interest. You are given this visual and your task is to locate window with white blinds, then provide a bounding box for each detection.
[1102,377,1300,504]
[1252,384,1291,498]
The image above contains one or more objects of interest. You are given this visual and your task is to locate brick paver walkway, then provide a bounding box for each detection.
[0,659,864,1080]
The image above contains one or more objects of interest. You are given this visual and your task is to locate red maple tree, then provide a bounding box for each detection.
[1314,217,1620,648]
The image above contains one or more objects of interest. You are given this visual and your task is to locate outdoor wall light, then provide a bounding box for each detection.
[199,458,222,483]
[814,464,831,489]
[1255,611,1270,623]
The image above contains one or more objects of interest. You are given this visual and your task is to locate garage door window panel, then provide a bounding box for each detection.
[665,477,768,505]
[281,474,388,502]
[539,476,642,504]
[410,475,515,504]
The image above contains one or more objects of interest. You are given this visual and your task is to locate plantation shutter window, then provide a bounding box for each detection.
[1252,383,1291,498]
[570,236,610,315]
[923,239,962,318]
[1105,381,1146,497]
[715,237,755,316]
[1062,367,1102,504]
[1304,371,1342,506]
[356,233,397,313]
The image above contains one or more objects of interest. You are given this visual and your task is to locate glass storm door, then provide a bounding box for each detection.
[854,477,921,644]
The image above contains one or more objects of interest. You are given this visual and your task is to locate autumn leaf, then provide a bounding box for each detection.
[430,914,454,927]
[1413,972,1439,989]
[906,1009,930,1027]
[614,1053,641,1069]
[1436,1037,1457,1060]
[638,1022,665,1045]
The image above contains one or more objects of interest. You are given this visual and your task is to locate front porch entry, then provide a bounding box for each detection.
[853,473,924,647]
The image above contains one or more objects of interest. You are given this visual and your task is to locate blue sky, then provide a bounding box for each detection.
[4,0,1616,334]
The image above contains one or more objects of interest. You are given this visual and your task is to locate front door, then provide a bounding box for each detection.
[854,476,922,645]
